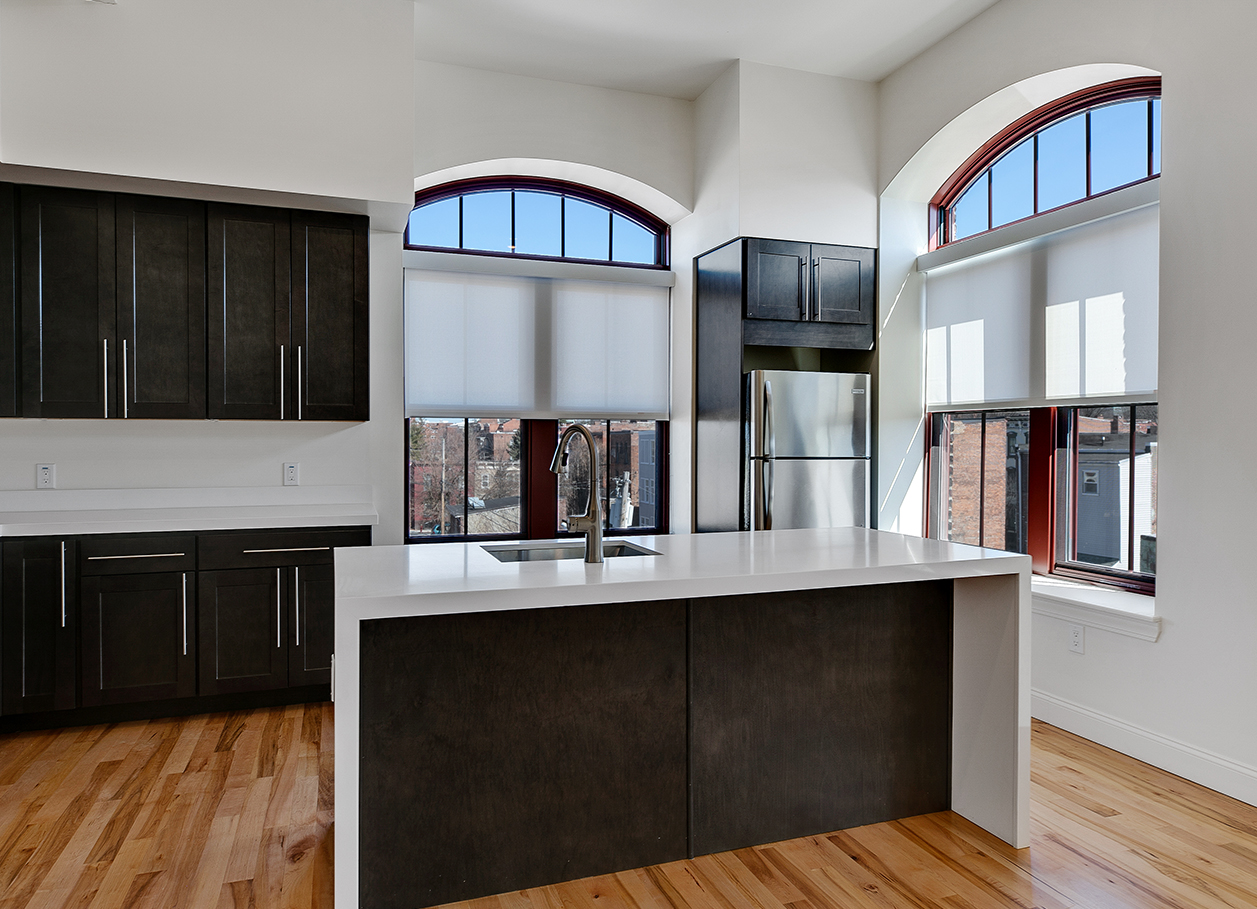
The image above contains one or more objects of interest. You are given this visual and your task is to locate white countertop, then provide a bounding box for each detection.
[0,486,378,536]
[334,527,1028,619]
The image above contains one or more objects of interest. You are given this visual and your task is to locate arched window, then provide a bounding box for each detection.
[932,77,1161,247]
[406,177,669,267]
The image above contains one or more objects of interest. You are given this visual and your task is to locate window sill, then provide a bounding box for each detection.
[1031,574,1161,642]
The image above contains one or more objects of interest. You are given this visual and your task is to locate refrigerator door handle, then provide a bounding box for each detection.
[764,459,775,530]
[763,379,775,459]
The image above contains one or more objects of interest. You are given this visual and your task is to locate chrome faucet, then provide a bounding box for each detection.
[550,424,603,563]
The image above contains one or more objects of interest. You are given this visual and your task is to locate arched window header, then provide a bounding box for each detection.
[931,76,1162,248]
[406,176,670,268]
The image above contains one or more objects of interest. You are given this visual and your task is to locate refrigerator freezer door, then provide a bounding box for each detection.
[753,458,868,530]
[748,370,869,459]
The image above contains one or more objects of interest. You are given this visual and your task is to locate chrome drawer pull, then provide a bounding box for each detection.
[241,546,331,554]
[86,552,186,561]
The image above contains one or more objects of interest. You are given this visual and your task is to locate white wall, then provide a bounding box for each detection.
[0,0,415,540]
[879,0,1257,805]
[0,0,413,209]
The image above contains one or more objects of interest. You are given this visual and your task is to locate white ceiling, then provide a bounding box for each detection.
[414,0,1003,99]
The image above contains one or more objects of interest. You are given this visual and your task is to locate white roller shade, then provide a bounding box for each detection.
[405,269,670,419]
[925,203,1159,410]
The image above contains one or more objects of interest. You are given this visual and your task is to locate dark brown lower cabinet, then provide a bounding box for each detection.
[289,563,333,686]
[198,568,288,696]
[0,539,77,714]
[359,600,689,909]
[80,571,196,707]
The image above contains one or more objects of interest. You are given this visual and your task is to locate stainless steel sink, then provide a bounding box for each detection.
[483,540,661,562]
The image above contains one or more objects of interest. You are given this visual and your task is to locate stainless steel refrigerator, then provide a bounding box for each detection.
[746,370,869,530]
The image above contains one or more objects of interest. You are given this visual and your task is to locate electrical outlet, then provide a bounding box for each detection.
[1068,623,1085,654]
[283,462,300,486]
[36,464,56,489]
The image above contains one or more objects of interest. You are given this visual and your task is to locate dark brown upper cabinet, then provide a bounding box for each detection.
[1,538,78,715]
[291,211,369,421]
[207,203,291,420]
[116,195,207,419]
[0,184,16,417]
[20,187,117,418]
[744,238,875,332]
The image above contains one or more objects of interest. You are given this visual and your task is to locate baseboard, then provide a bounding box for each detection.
[1032,688,1257,808]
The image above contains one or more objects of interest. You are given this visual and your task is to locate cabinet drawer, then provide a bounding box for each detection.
[198,527,370,570]
[79,534,196,575]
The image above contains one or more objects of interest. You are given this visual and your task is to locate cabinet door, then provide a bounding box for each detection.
[291,211,369,421]
[20,187,117,418]
[207,204,290,420]
[0,183,16,417]
[812,243,875,326]
[744,238,809,321]
[1,540,77,714]
[289,563,332,687]
[81,570,194,707]
[117,195,207,419]
[198,567,288,695]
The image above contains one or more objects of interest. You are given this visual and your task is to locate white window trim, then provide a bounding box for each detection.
[1031,574,1160,641]
[403,248,675,287]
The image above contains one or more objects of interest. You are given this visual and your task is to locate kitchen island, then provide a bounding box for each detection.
[334,528,1030,909]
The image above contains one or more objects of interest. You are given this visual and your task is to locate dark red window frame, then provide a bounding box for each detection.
[925,406,1155,595]
[929,77,1162,250]
[406,176,671,268]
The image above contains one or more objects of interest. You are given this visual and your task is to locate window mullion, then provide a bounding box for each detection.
[978,414,987,547]
[1128,404,1138,573]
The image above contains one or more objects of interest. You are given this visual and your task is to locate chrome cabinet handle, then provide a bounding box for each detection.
[60,542,67,628]
[122,339,128,418]
[275,568,281,648]
[296,346,302,420]
[294,566,300,647]
[181,573,187,656]
[799,259,807,320]
[242,546,330,554]
[280,344,285,420]
[812,259,819,319]
[103,339,109,418]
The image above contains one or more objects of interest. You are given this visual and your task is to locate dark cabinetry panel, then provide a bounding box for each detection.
[688,582,953,855]
[207,204,290,420]
[289,563,333,686]
[117,195,207,419]
[0,184,16,416]
[745,238,810,321]
[80,570,195,707]
[20,187,116,418]
[198,568,288,696]
[292,211,369,421]
[359,600,688,908]
[1,539,77,714]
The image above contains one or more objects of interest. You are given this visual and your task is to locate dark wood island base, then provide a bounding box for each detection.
[358,581,952,909]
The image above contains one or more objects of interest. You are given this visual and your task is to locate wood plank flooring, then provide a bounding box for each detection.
[2,711,1257,909]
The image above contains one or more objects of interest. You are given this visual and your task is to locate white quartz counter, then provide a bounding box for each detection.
[0,485,378,536]
[334,528,1031,908]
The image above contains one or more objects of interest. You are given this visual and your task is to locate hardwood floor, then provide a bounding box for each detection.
[1,711,1256,909]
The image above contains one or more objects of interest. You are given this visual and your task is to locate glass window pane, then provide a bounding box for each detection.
[467,418,522,535]
[563,198,611,260]
[407,197,459,248]
[1151,98,1162,175]
[1133,404,1158,574]
[606,420,660,529]
[950,174,989,241]
[940,413,983,545]
[1091,100,1150,193]
[557,420,607,531]
[408,418,466,537]
[514,191,561,257]
[611,213,656,264]
[981,411,1030,552]
[991,139,1035,229]
[1037,113,1087,211]
[1073,406,1131,571]
[462,191,512,253]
